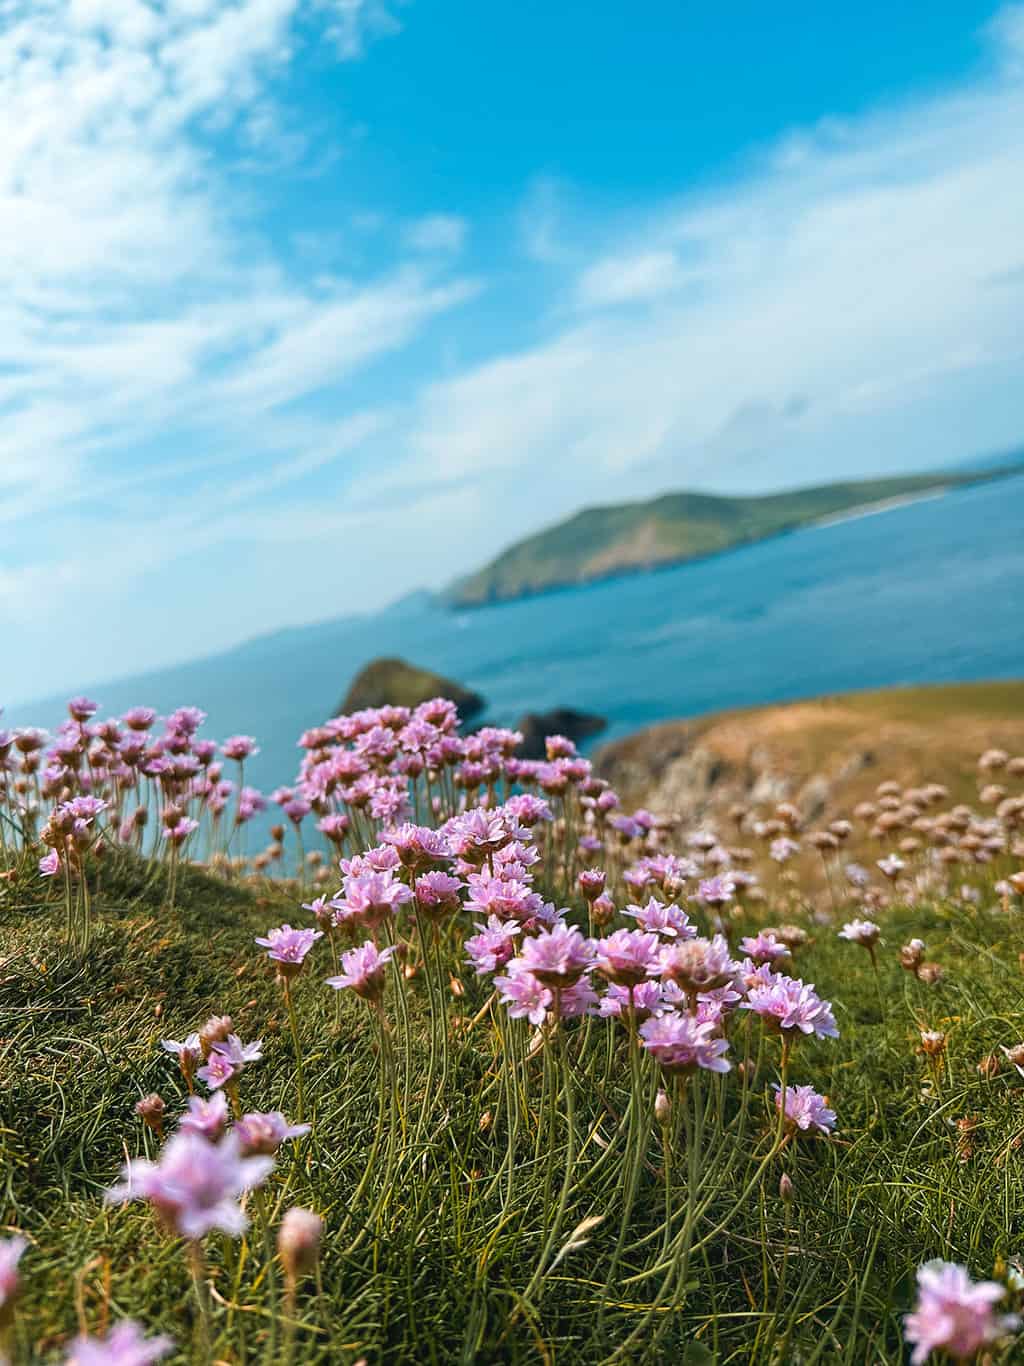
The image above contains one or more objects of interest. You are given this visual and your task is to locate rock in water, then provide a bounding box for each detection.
[515,708,607,759]
[338,657,485,720]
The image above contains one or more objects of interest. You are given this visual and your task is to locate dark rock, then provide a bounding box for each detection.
[515,708,607,760]
[338,657,485,720]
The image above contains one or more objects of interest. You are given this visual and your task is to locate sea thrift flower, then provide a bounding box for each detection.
[446,808,524,865]
[331,872,412,929]
[740,932,791,967]
[326,941,397,1002]
[904,1261,1018,1363]
[106,1131,273,1238]
[838,919,881,949]
[770,837,800,863]
[278,1207,323,1282]
[639,1013,731,1074]
[39,847,60,877]
[494,968,551,1026]
[594,929,661,986]
[63,1320,173,1365]
[162,1032,201,1086]
[625,897,696,941]
[920,1030,947,1058]
[657,935,738,994]
[414,871,463,920]
[0,1235,26,1323]
[235,1111,310,1156]
[556,976,600,1018]
[178,1092,229,1142]
[599,979,665,1023]
[774,1084,836,1136]
[900,939,927,973]
[877,854,906,880]
[465,916,521,975]
[741,975,839,1039]
[578,868,607,902]
[381,822,450,870]
[222,735,259,761]
[197,1035,263,1091]
[254,924,323,978]
[698,874,735,907]
[517,922,596,987]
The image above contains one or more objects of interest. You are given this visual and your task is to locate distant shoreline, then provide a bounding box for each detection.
[448,473,1016,614]
[809,486,950,530]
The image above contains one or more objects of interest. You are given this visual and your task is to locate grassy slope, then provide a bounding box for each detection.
[596,680,1024,818]
[448,467,1020,605]
[4,832,1024,1361]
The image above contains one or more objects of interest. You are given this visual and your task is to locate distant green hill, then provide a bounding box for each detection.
[447,464,1023,606]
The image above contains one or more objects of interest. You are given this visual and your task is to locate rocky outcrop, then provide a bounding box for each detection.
[514,708,607,760]
[338,658,485,720]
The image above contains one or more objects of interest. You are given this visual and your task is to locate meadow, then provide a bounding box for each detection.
[2,697,1024,1364]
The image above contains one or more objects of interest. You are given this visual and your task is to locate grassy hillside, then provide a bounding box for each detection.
[448,465,1021,606]
[596,679,1024,821]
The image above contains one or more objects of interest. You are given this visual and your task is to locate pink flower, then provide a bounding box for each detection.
[739,932,791,967]
[0,1234,27,1314]
[197,1035,263,1091]
[656,935,739,993]
[106,1131,273,1238]
[556,976,599,1018]
[414,871,463,920]
[770,837,800,863]
[598,980,665,1023]
[698,874,735,907]
[639,1013,731,1074]
[838,919,881,948]
[178,1092,229,1142]
[330,872,412,930]
[222,735,259,761]
[494,967,551,1026]
[595,929,661,987]
[774,1084,836,1136]
[381,823,450,870]
[516,922,596,988]
[904,1261,1018,1363]
[254,924,323,977]
[445,808,525,865]
[325,941,396,1001]
[624,898,696,941]
[235,1111,311,1156]
[877,854,906,880]
[63,1320,173,1365]
[465,916,521,975]
[740,975,839,1040]
[39,847,60,877]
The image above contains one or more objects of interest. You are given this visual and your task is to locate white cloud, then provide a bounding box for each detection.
[403,7,1024,510]
[403,214,469,253]
[575,249,687,308]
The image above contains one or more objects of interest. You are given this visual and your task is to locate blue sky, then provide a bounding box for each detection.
[2,0,1024,702]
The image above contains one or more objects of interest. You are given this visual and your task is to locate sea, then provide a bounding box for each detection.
[8,472,1024,803]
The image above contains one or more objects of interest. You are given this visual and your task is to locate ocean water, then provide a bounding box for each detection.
[9,473,1024,801]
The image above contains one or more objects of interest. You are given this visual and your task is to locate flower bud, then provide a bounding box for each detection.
[135,1092,165,1137]
[778,1172,794,1203]
[591,894,615,928]
[199,1014,233,1058]
[654,1089,671,1127]
[277,1207,322,1281]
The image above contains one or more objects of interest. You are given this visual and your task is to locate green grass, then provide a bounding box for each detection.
[4,847,1024,1363]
